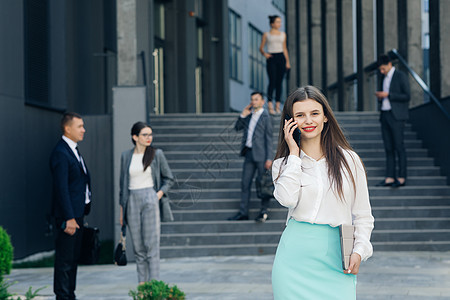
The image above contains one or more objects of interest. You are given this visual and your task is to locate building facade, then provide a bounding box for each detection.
[228,0,287,111]
[2,0,450,259]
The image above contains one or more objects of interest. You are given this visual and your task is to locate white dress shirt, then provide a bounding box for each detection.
[62,135,91,204]
[242,108,264,148]
[272,150,374,261]
[128,153,154,190]
[381,66,396,111]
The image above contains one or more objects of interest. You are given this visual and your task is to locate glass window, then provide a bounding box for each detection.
[154,1,165,40]
[229,10,242,81]
[248,24,266,92]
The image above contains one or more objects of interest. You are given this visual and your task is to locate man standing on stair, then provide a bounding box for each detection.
[375,54,410,188]
[228,92,273,222]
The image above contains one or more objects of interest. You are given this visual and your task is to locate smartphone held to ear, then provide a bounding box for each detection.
[285,114,301,146]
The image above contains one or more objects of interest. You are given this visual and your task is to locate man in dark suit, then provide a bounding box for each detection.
[50,112,91,300]
[375,54,410,187]
[228,92,273,222]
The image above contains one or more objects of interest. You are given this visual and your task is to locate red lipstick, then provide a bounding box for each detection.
[303,126,316,132]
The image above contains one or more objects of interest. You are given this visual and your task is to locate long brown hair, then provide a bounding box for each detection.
[131,122,156,171]
[274,86,361,200]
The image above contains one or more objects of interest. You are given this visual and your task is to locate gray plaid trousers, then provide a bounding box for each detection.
[127,187,160,282]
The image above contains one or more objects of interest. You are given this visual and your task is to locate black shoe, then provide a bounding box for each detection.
[391,179,406,188]
[255,212,269,223]
[376,180,395,187]
[227,213,249,221]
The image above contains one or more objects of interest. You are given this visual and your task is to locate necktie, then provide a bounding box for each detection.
[75,146,87,174]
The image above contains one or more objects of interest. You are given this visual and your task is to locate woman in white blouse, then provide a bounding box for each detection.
[271,86,374,299]
[119,122,174,284]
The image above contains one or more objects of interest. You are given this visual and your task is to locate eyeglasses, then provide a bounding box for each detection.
[140,133,153,138]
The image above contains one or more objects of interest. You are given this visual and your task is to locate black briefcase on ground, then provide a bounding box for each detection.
[79,226,100,265]
[114,225,127,266]
[256,169,275,199]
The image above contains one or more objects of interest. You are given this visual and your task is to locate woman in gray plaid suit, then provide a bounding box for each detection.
[119,121,174,284]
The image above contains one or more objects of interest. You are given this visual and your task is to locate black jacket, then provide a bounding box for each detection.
[378,68,411,121]
[50,139,91,220]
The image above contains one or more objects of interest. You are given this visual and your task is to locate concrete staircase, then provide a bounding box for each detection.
[150,112,450,258]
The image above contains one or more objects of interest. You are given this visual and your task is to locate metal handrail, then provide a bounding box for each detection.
[389,48,450,121]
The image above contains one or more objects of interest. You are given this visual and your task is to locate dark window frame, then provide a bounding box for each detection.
[229,9,242,82]
[24,0,50,107]
[248,24,265,92]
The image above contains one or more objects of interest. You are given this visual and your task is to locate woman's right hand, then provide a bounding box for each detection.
[284,118,300,156]
[264,53,272,59]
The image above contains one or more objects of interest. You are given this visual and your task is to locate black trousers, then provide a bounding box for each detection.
[54,217,84,300]
[266,53,286,103]
[240,148,270,216]
[380,111,407,178]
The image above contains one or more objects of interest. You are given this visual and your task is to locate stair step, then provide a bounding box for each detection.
[373,241,450,251]
[168,166,442,179]
[152,132,418,142]
[166,157,434,169]
[160,229,450,247]
[170,206,450,221]
[166,196,450,211]
[160,243,278,258]
[161,220,286,234]
[371,217,450,229]
[163,148,429,160]
[166,186,450,201]
[153,140,423,150]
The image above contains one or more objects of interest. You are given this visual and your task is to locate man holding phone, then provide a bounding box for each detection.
[375,54,410,188]
[50,112,91,300]
[228,92,273,222]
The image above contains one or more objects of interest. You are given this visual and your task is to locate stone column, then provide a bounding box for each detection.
[362,0,377,111]
[299,0,309,86]
[342,0,354,110]
[286,0,299,91]
[311,0,322,87]
[117,0,137,86]
[384,0,398,52]
[326,0,337,108]
[407,0,424,107]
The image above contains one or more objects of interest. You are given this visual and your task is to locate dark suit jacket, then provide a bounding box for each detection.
[50,139,91,220]
[119,148,174,223]
[378,68,411,121]
[235,110,273,162]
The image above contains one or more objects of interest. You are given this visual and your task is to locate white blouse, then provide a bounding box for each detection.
[272,150,374,262]
[129,153,154,190]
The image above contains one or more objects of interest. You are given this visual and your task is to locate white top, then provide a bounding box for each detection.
[266,32,285,53]
[381,66,396,111]
[62,135,90,204]
[129,153,154,190]
[241,108,264,148]
[272,150,374,261]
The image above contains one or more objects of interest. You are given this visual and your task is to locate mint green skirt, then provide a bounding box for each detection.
[272,219,356,299]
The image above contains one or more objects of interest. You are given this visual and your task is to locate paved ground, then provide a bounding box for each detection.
[6,251,450,299]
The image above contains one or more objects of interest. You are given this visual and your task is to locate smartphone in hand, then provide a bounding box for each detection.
[285,114,301,146]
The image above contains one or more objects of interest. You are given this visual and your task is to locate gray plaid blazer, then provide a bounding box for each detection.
[119,148,175,223]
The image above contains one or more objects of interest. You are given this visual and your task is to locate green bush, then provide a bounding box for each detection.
[129,279,185,300]
[16,286,46,300]
[0,227,13,278]
[0,277,14,300]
